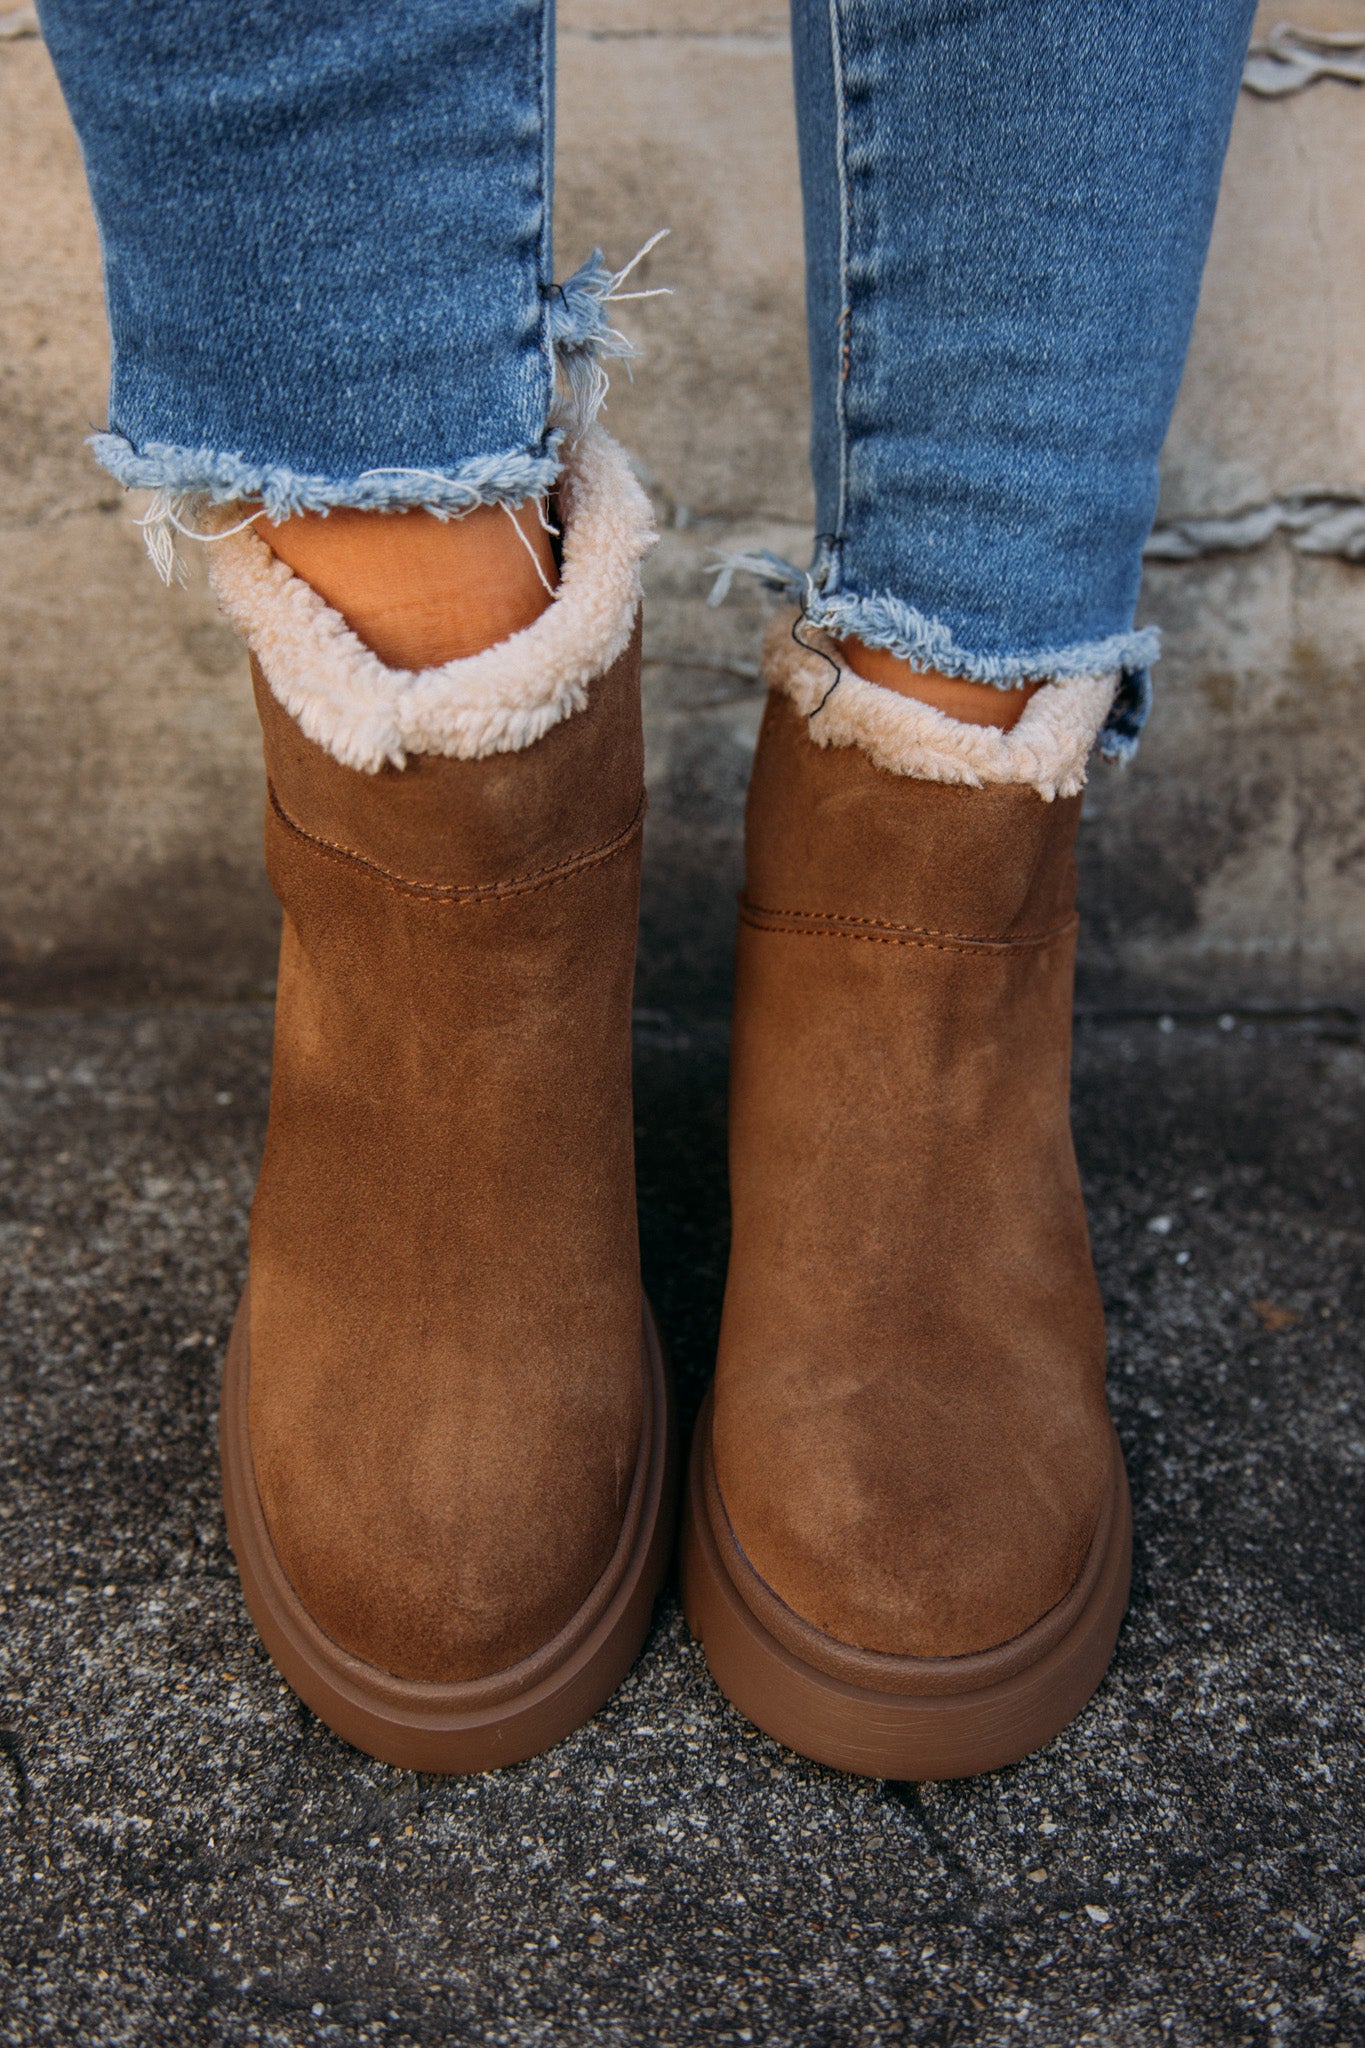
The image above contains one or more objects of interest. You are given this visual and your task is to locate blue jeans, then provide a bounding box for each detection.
[37,0,1255,740]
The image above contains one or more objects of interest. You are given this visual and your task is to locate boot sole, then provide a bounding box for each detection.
[221,1289,677,1772]
[681,1392,1130,1780]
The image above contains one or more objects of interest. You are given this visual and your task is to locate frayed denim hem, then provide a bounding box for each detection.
[89,431,566,521]
[814,587,1160,758]
[802,585,1162,695]
[707,549,1159,758]
[89,236,669,524]
[97,237,669,582]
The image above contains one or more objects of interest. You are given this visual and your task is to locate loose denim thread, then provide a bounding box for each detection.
[546,230,671,435]
[707,546,1155,760]
[134,497,263,589]
[791,615,845,720]
[499,500,558,599]
[97,234,670,583]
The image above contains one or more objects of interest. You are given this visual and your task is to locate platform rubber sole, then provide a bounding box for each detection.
[681,1394,1130,1780]
[222,1290,677,1772]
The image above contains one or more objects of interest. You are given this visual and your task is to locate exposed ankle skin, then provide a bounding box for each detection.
[257,498,559,669]
[839,635,1042,730]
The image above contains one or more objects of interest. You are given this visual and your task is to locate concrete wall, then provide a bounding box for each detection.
[1083,0,1365,1005]
[2,1,1361,1014]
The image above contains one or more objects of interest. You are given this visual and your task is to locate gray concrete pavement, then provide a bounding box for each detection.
[1,1002,1361,2045]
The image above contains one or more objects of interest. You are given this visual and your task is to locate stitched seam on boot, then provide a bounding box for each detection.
[742,901,1075,945]
[740,902,1077,952]
[267,782,646,901]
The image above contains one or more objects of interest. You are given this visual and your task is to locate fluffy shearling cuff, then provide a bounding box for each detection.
[763,611,1117,802]
[208,427,656,774]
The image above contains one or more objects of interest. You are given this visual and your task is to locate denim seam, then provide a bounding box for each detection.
[537,0,556,430]
[828,0,852,556]
[267,782,646,902]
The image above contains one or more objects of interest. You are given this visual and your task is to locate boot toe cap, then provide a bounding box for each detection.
[713,1395,1111,1661]
[253,1392,642,1684]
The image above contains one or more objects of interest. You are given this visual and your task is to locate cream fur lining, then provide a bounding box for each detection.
[763,612,1117,802]
[207,427,656,773]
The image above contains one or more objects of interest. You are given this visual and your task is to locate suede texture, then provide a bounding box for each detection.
[712,689,1112,1660]
[246,624,646,1684]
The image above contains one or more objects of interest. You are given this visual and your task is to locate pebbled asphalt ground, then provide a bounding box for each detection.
[0,1002,1361,2047]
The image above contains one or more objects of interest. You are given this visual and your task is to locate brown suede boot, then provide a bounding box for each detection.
[682,616,1131,1779]
[208,431,675,1770]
